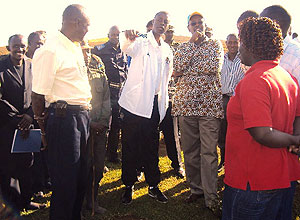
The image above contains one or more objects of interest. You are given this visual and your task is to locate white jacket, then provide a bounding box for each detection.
[119,31,173,122]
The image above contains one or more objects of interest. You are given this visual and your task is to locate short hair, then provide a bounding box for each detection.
[292,32,298,39]
[146,20,153,28]
[154,11,168,19]
[260,5,291,35]
[239,17,283,60]
[28,31,46,45]
[8,34,23,46]
[237,10,259,24]
[62,4,85,22]
[226,33,238,41]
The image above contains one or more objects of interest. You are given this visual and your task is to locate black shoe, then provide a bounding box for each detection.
[185,193,204,203]
[148,186,168,203]
[174,167,185,179]
[122,186,133,204]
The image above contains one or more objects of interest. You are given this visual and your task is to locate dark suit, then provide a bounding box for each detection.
[0,55,33,211]
[92,42,127,161]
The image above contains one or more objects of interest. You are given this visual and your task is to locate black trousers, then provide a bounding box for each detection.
[47,107,89,220]
[121,96,160,187]
[0,153,33,212]
[107,99,121,160]
[159,103,180,169]
[218,94,230,162]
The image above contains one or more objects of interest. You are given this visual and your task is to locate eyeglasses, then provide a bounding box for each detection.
[190,21,203,26]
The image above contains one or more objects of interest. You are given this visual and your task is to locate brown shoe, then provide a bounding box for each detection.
[185,193,204,203]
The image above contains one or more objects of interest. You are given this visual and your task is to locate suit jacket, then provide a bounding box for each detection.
[0,55,33,168]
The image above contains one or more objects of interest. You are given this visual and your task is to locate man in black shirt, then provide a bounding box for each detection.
[92,25,127,163]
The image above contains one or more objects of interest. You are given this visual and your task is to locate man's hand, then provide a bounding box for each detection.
[90,121,106,136]
[189,31,205,44]
[125,30,139,42]
[17,114,33,130]
[20,129,30,139]
[41,133,47,150]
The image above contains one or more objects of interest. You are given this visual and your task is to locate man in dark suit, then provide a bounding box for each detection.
[92,26,127,163]
[0,34,44,215]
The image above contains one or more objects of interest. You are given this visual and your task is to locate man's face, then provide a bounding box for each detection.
[164,30,174,42]
[226,35,239,55]
[8,35,26,62]
[29,34,46,55]
[153,13,170,36]
[108,28,120,46]
[188,15,205,35]
[74,15,90,42]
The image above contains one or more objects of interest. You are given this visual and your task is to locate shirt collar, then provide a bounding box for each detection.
[148,30,163,48]
[225,52,240,62]
[57,31,81,51]
[245,60,279,75]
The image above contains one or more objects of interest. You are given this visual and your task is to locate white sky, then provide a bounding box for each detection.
[1,0,300,46]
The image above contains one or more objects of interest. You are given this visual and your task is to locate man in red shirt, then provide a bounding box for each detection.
[223,17,300,220]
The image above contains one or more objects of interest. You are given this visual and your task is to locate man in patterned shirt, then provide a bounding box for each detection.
[172,12,224,213]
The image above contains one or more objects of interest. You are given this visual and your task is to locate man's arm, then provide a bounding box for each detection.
[32,92,47,146]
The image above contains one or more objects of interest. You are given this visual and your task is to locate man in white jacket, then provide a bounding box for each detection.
[119,11,173,204]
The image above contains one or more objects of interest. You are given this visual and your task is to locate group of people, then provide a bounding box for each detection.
[0,3,300,220]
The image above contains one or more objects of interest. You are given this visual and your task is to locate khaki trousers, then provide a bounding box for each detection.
[179,116,220,207]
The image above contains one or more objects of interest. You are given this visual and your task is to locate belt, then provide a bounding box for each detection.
[109,81,123,89]
[50,103,90,111]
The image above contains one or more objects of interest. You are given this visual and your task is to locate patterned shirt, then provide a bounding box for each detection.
[172,38,224,118]
[168,41,181,101]
[221,53,245,96]
[280,36,300,83]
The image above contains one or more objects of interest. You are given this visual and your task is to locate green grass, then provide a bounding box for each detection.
[22,144,300,220]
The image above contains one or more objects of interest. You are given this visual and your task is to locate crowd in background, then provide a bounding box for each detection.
[0,3,300,220]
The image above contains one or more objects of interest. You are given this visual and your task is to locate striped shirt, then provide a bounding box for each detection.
[280,36,300,83]
[220,53,245,96]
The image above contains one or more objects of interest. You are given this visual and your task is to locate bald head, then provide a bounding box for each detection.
[63,4,88,23]
[108,25,120,46]
[61,4,90,42]
[260,5,291,38]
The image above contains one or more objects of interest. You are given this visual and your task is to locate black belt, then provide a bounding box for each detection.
[50,103,89,111]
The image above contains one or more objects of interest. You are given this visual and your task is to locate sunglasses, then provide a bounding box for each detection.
[190,21,203,26]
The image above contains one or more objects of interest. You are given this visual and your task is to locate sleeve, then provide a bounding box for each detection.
[295,79,300,117]
[119,32,142,58]
[239,76,273,129]
[98,77,111,127]
[32,49,57,95]
[0,74,21,128]
[199,40,224,74]
[173,42,194,73]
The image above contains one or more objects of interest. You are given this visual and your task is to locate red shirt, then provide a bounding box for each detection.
[224,60,300,191]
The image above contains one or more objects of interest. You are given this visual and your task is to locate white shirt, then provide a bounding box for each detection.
[118,31,173,121]
[221,53,245,96]
[280,35,300,83]
[32,31,92,106]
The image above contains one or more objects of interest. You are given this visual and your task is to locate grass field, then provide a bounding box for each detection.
[21,140,300,220]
